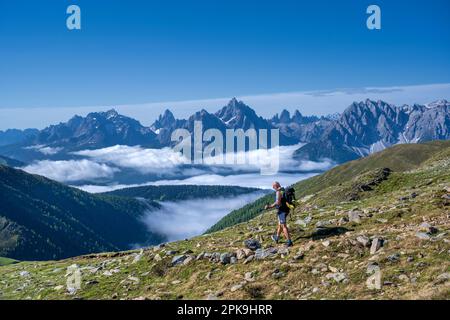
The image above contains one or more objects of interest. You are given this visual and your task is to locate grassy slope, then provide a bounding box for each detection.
[208,141,450,233]
[0,165,163,261]
[0,257,18,266]
[0,141,448,300]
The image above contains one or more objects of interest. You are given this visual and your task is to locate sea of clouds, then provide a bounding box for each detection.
[20,144,333,190]
[141,191,267,242]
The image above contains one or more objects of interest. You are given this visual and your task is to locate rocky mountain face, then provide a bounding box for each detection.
[1,141,448,299]
[0,128,38,146]
[294,99,450,162]
[35,109,159,151]
[270,109,331,143]
[0,99,449,164]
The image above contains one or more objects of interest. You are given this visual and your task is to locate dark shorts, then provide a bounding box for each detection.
[277,211,288,224]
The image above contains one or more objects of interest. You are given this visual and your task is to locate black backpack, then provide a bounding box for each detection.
[280,187,296,214]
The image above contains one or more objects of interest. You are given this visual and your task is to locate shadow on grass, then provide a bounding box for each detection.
[294,226,351,241]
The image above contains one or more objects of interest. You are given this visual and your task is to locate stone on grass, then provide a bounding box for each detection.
[171,255,187,266]
[415,232,431,240]
[370,238,383,255]
[243,239,261,251]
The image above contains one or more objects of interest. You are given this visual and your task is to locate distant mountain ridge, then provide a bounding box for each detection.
[0,98,449,164]
[294,99,450,162]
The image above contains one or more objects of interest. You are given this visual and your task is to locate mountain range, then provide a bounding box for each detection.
[0,98,449,164]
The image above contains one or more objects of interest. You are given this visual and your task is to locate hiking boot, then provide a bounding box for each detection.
[271,235,279,243]
[286,240,293,247]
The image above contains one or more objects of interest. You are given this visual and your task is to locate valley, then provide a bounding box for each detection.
[0,141,448,299]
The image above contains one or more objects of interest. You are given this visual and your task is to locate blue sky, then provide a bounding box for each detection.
[0,0,450,127]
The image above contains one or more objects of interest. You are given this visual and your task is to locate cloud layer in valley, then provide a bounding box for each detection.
[22,159,119,182]
[141,192,267,242]
[74,145,190,173]
[22,144,333,188]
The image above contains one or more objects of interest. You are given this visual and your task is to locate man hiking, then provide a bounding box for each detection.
[265,181,293,247]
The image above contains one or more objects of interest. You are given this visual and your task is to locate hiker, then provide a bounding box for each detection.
[265,181,293,247]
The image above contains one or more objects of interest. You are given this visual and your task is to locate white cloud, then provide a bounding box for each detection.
[73,145,190,173]
[68,143,332,192]
[24,145,63,155]
[142,172,319,189]
[76,171,319,193]
[22,159,119,182]
[141,192,267,242]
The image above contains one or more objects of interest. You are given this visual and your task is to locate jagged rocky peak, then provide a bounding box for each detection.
[105,108,119,119]
[427,99,449,108]
[292,110,303,122]
[216,98,254,119]
[279,109,291,123]
[159,109,176,124]
[151,109,177,131]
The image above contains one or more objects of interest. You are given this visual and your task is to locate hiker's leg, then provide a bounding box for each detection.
[282,224,291,241]
[276,223,282,238]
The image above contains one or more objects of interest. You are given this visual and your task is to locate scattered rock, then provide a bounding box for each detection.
[328,265,338,273]
[419,222,439,235]
[293,251,304,260]
[326,272,348,283]
[196,252,205,260]
[272,269,285,279]
[338,216,349,225]
[370,238,383,255]
[67,287,78,295]
[128,276,140,284]
[182,256,193,266]
[366,262,379,274]
[243,239,261,251]
[255,247,278,260]
[132,250,144,264]
[19,271,30,277]
[244,255,254,264]
[356,235,371,247]
[171,255,187,266]
[236,249,246,260]
[316,220,332,228]
[387,253,400,263]
[415,232,431,240]
[278,247,290,256]
[244,272,255,282]
[398,274,409,282]
[348,211,361,224]
[220,253,232,265]
[434,273,450,285]
[230,284,243,292]
[295,216,312,227]
[154,254,162,261]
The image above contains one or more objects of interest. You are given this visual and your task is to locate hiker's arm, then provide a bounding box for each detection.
[265,191,281,209]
